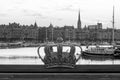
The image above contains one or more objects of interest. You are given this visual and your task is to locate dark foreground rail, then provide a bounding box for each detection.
[1,73,120,80]
[0,65,120,80]
[0,65,120,73]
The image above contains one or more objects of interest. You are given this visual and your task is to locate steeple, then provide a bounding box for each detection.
[34,21,38,28]
[77,10,81,29]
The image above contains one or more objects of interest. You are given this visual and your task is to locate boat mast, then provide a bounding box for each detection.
[52,27,53,42]
[46,27,48,41]
[49,23,54,42]
[112,5,115,44]
[69,30,70,42]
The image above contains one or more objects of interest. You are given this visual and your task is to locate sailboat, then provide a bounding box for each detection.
[82,6,120,58]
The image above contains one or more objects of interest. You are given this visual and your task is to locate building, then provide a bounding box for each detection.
[88,23,102,30]
[5,23,23,41]
[53,27,64,41]
[0,22,39,42]
[48,23,54,41]
[23,22,39,41]
[0,25,6,41]
[64,25,76,41]
[0,9,120,43]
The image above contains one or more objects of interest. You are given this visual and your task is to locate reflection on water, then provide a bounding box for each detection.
[0,47,43,65]
[0,46,120,65]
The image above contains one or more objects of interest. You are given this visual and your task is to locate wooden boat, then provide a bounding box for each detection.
[82,45,114,57]
[113,44,120,58]
[82,45,120,58]
[7,42,23,48]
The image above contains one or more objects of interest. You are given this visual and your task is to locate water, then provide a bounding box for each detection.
[0,47,43,65]
[0,46,120,65]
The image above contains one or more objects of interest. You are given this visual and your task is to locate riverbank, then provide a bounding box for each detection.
[0,41,113,49]
[0,41,81,49]
[0,42,41,49]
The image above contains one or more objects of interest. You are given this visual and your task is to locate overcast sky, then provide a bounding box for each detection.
[0,0,119,28]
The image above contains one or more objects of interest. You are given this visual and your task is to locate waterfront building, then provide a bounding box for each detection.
[38,27,47,42]
[53,27,64,41]
[7,23,22,41]
[0,25,7,41]
[0,9,120,43]
[0,22,120,43]
[23,22,39,41]
[88,23,102,30]
[63,25,76,41]
[113,29,120,41]
[75,29,89,43]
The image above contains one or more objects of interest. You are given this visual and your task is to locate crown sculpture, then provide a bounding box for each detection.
[37,37,82,68]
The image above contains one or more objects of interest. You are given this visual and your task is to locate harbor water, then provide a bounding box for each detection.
[0,46,119,65]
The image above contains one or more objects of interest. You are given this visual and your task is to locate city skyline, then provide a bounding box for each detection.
[0,0,119,28]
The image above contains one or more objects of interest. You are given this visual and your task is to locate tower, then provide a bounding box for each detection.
[34,21,38,28]
[77,10,81,29]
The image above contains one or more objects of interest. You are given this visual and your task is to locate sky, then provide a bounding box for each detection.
[0,0,119,28]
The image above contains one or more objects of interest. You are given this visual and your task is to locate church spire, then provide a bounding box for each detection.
[77,10,81,29]
[34,21,38,28]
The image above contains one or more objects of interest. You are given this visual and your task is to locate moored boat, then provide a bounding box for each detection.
[113,44,120,58]
[82,45,115,58]
[82,44,120,58]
